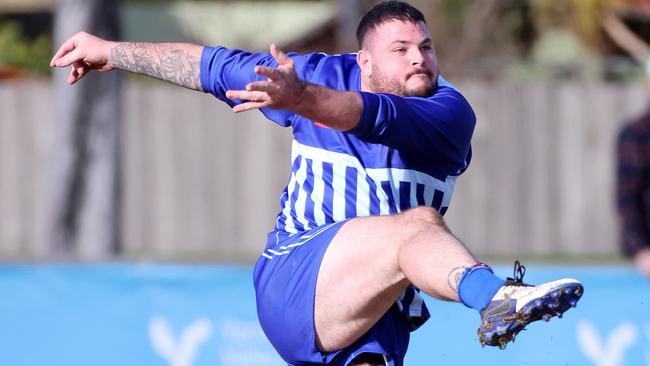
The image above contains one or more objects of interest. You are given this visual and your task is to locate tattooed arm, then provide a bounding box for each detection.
[50,32,203,91]
[109,42,201,90]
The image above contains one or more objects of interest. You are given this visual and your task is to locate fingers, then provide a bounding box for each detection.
[226,89,264,101]
[226,89,272,112]
[50,37,77,67]
[254,66,281,81]
[245,80,280,92]
[270,43,292,66]
[73,60,83,75]
[74,61,87,81]
[68,66,79,84]
[67,62,89,84]
[53,48,83,68]
[255,44,293,81]
[226,89,269,102]
[232,102,269,113]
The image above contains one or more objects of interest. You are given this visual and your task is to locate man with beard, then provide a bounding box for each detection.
[51,1,583,365]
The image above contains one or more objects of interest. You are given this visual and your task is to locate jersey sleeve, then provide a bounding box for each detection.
[346,79,476,174]
[200,46,319,127]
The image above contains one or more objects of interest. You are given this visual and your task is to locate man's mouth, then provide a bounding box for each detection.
[407,70,433,79]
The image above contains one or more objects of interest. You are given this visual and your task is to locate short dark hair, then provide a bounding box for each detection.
[356,1,426,48]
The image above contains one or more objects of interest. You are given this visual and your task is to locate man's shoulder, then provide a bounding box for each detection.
[429,76,475,119]
[292,52,360,88]
[433,76,466,98]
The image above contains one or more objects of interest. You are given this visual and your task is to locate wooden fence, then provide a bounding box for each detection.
[0,80,646,261]
[448,82,646,258]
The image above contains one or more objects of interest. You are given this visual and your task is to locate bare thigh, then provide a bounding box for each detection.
[314,207,477,352]
[314,214,411,352]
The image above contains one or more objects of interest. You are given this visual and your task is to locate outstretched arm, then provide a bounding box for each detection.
[50,32,203,91]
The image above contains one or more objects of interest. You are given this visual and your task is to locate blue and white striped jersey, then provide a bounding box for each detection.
[201,47,476,330]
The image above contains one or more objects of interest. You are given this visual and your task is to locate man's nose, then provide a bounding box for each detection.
[410,48,425,65]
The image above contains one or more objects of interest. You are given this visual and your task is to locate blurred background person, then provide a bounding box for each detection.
[616,58,650,279]
[607,3,650,279]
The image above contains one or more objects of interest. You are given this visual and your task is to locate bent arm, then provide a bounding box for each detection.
[290,84,362,131]
[220,44,362,130]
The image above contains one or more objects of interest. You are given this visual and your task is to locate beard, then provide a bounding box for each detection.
[369,64,436,97]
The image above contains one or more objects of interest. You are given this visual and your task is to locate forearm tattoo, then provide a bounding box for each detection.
[447,266,467,293]
[109,42,201,90]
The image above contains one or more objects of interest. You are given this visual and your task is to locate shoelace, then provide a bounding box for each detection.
[505,260,529,286]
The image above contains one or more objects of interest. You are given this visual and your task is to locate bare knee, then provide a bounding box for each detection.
[399,206,449,233]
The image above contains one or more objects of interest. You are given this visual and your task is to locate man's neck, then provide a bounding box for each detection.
[360,76,372,93]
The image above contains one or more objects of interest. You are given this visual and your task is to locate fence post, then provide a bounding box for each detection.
[37,0,122,259]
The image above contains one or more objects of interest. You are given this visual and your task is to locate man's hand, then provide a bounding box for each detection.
[225,44,306,113]
[634,247,650,278]
[226,43,361,131]
[50,32,114,85]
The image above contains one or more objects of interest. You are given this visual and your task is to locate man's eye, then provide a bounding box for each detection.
[421,45,432,51]
[394,48,406,54]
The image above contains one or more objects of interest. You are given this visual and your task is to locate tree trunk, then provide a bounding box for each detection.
[37,0,122,260]
[337,0,362,52]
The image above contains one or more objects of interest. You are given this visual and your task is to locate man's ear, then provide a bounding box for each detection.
[356,49,372,75]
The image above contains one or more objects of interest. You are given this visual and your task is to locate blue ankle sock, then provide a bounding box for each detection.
[457,264,505,313]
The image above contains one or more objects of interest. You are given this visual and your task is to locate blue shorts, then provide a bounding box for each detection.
[253,221,411,366]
